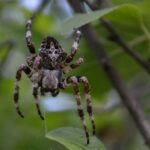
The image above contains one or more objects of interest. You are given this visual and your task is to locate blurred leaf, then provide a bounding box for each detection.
[61,6,118,34]
[34,15,56,35]
[46,127,105,150]
[61,4,142,34]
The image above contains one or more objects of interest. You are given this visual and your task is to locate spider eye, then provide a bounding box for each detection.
[54,50,58,54]
[39,50,46,56]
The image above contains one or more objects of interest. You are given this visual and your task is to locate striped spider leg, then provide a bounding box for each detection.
[26,16,36,54]
[60,76,95,144]
[13,56,44,120]
[14,17,44,120]
[59,30,95,144]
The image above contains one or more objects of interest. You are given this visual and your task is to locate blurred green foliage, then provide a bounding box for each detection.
[0,0,150,149]
[46,127,106,150]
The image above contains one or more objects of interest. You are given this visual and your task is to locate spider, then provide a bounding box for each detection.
[13,17,95,144]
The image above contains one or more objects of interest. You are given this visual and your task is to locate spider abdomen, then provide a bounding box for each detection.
[42,69,61,90]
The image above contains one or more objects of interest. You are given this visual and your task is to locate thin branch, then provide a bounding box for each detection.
[94,100,122,114]
[68,0,150,147]
[82,0,150,74]
[0,40,14,49]
[0,40,14,77]
[0,40,14,66]
[110,34,147,58]
[101,19,150,73]
[33,0,50,17]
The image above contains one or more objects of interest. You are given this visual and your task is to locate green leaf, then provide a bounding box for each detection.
[61,6,118,34]
[60,4,142,34]
[46,127,106,150]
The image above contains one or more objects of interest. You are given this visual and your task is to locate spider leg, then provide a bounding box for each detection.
[63,76,89,144]
[65,29,82,63]
[70,57,84,69]
[13,64,31,118]
[78,76,96,135]
[40,87,45,96]
[32,83,44,120]
[26,17,36,54]
[62,57,84,74]
[51,89,60,97]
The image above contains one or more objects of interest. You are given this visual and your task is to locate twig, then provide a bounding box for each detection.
[0,40,14,49]
[0,40,14,66]
[82,0,150,74]
[0,40,14,78]
[110,34,147,58]
[68,0,150,147]
[33,0,50,17]
[94,99,122,114]
[101,19,150,73]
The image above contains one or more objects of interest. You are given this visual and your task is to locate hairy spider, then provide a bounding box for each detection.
[13,17,95,144]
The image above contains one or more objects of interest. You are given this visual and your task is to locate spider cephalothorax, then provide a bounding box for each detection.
[39,36,67,69]
[13,17,95,144]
